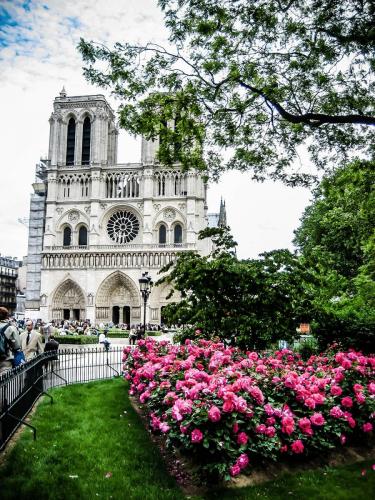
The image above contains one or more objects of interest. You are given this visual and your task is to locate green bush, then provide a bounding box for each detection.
[106,331,129,338]
[54,335,98,345]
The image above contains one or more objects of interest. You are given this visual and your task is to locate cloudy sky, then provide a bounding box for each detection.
[0,0,311,261]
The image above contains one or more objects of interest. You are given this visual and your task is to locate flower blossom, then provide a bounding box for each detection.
[191,429,203,443]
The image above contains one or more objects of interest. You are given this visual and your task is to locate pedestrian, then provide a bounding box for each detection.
[129,328,137,346]
[20,320,44,361]
[0,307,23,375]
[44,335,59,359]
[98,330,111,351]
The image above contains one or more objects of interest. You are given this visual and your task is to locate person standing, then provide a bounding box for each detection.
[0,307,22,375]
[20,320,43,361]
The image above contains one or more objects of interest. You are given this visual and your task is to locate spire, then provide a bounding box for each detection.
[218,197,227,227]
[59,86,67,98]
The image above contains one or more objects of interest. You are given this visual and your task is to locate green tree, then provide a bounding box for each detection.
[159,227,312,349]
[79,0,375,185]
[294,159,375,350]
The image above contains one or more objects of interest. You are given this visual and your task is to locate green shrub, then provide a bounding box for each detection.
[106,331,129,338]
[54,335,98,345]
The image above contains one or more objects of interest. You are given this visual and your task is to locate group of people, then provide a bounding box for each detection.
[0,307,59,377]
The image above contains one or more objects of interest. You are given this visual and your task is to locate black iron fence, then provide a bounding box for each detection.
[0,346,124,451]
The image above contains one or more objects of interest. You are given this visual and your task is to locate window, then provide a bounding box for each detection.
[63,226,72,246]
[174,224,182,244]
[159,224,166,244]
[66,118,76,166]
[78,226,88,246]
[81,116,91,165]
[158,175,165,196]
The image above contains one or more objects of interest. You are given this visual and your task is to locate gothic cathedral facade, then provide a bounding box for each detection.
[24,90,224,325]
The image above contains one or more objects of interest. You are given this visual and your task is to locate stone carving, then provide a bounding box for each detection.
[87,293,94,306]
[56,207,63,215]
[84,206,91,214]
[153,203,161,212]
[100,202,107,210]
[137,202,144,211]
[164,208,176,221]
[40,294,47,306]
[68,210,79,222]
[178,203,186,210]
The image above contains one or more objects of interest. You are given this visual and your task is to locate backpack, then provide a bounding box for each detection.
[0,323,10,356]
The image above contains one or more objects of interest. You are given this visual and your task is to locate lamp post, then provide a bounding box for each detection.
[139,272,153,338]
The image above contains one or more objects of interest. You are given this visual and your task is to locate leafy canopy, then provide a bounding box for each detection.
[294,158,375,350]
[79,0,375,185]
[158,227,312,349]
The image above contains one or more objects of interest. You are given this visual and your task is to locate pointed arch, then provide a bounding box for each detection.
[51,279,86,321]
[66,117,76,165]
[81,116,91,165]
[96,271,140,308]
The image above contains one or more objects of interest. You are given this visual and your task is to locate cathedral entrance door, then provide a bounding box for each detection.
[112,306,120,325]
[123,306,130,325]
[63,309,70,320]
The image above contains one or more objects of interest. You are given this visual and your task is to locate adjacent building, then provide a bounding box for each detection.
[0,255,19,315]
[24,90,224,325]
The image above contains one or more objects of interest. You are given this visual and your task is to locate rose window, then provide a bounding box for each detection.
[107,210,139,243]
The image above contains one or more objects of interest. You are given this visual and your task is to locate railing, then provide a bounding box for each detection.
[43,243,195,252]
[0,346,124,451]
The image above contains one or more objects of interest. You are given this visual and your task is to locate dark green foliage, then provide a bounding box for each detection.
[54,335,98,344]
[294,159,375,351]
[159,227,312,349]
[79,0,375,185]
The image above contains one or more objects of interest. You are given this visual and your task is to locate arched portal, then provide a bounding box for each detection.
[52,279,86,321]
[96,272,141,324]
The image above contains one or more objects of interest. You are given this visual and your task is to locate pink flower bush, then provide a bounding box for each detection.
[123,339,375,479]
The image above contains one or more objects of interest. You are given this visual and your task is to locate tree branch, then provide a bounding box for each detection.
[236,79,375,126]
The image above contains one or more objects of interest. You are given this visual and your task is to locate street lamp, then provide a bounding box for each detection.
[139,272,153,338]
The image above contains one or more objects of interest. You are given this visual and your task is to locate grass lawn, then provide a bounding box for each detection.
[0,378,185,500]
[0,378,374,500]
[207,460,375,499]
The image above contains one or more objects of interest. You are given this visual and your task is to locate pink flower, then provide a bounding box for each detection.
[237,432,249,445]
[330,406,344,418]
[361,469,366,477]
[291,440,304,454]
[159,422,170,433]
[356,392,366,404]
[304,397,316,409]
[208,405,221,423]
[233,422,239,433]
[230,464,241,476]
[341,396,353,408]
[340,434,346,445]
[281,416,295,435]
[223,399,235,413]
[310,413,326,426]
[191,428,203,443]
[363,422,373,433]
[180,424,189,434]
[256,424,267,434]
[330,385,342,396]
[280,444,288,453]
[368,382,375,395]
[298,417,313,436]
[237,453,249,470]
[353,383,364,392]
[265,426,276,438]
[372,464,375,471]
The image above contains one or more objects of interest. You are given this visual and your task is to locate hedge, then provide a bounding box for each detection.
[54,335,98,345]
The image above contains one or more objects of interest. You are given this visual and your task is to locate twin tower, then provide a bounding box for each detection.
[25,90,225,325]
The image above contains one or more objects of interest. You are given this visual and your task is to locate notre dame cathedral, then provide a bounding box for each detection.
[24,90,226,325]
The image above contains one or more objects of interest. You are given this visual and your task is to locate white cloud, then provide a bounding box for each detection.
[0,0,311,261]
